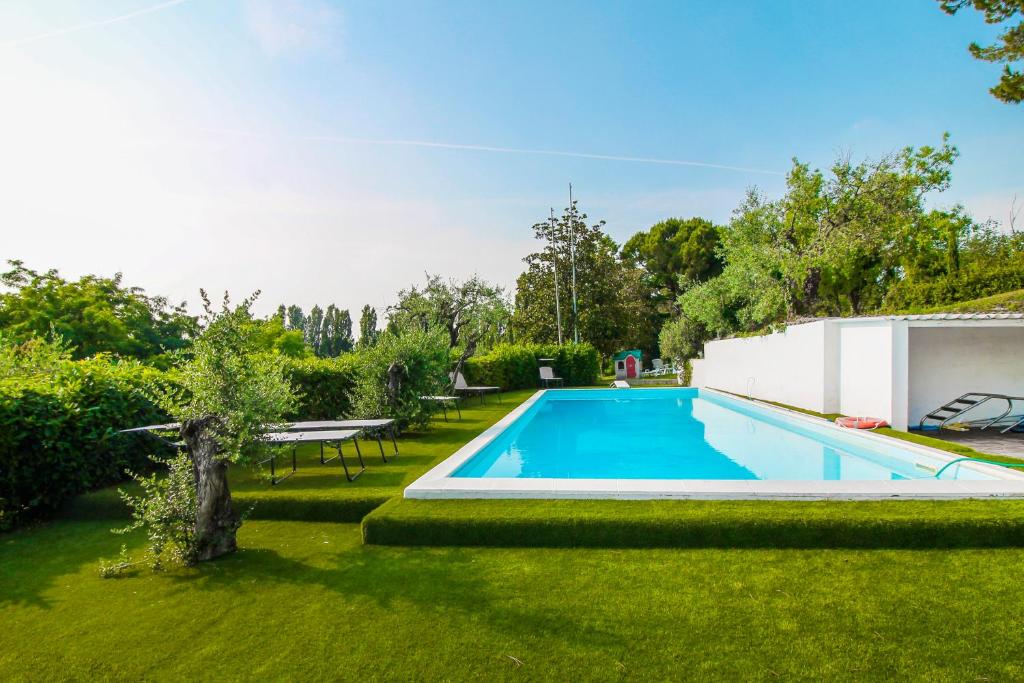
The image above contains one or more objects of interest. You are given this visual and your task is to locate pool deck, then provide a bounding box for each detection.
[404,388,1024,501]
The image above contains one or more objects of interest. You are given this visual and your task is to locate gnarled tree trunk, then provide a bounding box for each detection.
[181,416,240,562]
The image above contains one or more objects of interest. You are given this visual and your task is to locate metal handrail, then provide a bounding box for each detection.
[933,457,1024,480]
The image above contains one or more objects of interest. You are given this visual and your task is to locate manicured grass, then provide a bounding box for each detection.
[5,387,1024,679]
[364,497,1024,549]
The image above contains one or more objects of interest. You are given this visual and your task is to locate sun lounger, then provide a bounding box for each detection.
[539,366,564,388]
[261,429,364,483]
[450,372,501,404]
[610,380,630,388]
[284,419,399,461]
[421,395,462,421]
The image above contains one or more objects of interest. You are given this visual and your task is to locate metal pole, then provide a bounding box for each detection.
[569,183,579,344]
[550,208,563,345]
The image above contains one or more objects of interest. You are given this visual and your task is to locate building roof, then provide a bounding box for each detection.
[612,349,642,360]
[786,312,1024,326]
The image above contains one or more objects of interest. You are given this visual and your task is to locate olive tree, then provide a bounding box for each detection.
[166,291,296,561]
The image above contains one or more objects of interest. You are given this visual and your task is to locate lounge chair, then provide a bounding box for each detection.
[421,395,462,421]
[261,429,364,483]
[539,366,564,388]
[450,372,501,404]
[285,419,399,462]
[610,380,630,388]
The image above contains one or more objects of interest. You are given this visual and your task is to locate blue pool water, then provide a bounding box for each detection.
[452,389,996,481]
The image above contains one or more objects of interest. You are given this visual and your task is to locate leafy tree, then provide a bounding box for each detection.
[157,291,296,562]
[252,318,311,358]
[621,217,723,308]
[0,260,196,360]
[286,305,305,332]
[358,305,379,347]
[940,0,1024,103]
[512,201,658,357]
[390,274,509,348]
[319,305,354,357]
[658,315,708,363]
[305,305,324,355]
[679,137,959,335]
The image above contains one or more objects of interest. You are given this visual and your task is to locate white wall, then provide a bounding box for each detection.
[691,321,831,413]
[908,326,1024,427]
[838,322,898,427]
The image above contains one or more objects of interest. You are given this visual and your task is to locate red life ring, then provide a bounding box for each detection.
[835,416,889,430]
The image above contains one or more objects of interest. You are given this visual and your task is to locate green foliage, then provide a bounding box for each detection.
[351,328,449,430]
[166,292,297,465]
[0,333,73,380]
[657,316,706,363]
[358,305,379,347]
[0,355,172,528]
[283,354,359,419]
[319,305,354,356]
[621,217,723,306]
[679,137,963,337]
[940,0,1024,103]
[252,318,313,358]
[105,452,199,573]
[512,201,658,356]
[462,342,600,389]
[389,274,510,349]
[0,260,197,360]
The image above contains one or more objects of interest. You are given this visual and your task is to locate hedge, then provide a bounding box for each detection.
[283,354,360,420]
[0,359,171,529]
[463,342,600,390]
[883,263,1024,311]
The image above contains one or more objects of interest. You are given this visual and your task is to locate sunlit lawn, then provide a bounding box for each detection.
[3,389,1024,680]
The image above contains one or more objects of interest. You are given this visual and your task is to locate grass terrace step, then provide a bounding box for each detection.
[363,497,1024,549]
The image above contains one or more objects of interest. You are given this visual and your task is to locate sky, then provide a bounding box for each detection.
[0,0,1021,318]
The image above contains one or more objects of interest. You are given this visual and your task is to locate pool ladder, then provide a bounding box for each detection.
[919,393,1023,433]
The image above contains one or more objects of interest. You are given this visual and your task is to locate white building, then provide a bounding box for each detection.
[689,313,1024,431]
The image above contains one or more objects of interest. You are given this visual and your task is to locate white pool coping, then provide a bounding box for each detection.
[404,388,1024,500]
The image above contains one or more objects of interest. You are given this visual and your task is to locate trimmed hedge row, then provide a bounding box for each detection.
[463,342,600,390]
[362,498,1024,549]
[283,354,359,420]
[0,360,171,529]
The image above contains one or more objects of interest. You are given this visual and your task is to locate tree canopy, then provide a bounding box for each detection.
[0,260,196,360]
[621,217,723,309]
[940,0,1024,103]
[512,202,657,356]
[389,274,509,349]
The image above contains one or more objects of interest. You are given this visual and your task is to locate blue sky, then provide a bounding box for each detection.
[0,0,1020,316]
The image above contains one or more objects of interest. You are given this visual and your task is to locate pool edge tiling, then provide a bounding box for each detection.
[404,388,1024,501]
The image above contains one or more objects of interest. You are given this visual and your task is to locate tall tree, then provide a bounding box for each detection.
[512,202,658,356]
[940,0,1024,103]
[0,260,196,359]
[358,305,378,348]
[304,305,324,355]
[286,305,304,332]
[621,217,723,309]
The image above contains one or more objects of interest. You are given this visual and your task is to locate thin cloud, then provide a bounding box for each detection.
[211,128,783,176]
[1,0,192,47]
[244,0,341,57]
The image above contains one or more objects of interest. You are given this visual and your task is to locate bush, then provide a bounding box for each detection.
[463,342,600,389]
[282,354,359,419]
[350,329,449,430]
[883,263,1024,312]
[0,358,172,528]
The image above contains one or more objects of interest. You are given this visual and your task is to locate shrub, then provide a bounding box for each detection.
[883,263,1024,312]
[0,358,172,528]
[463,342,600,389]
[282,354,359,419]
[350,329,449,430]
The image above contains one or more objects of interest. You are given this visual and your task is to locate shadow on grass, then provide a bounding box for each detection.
[168,542,622,652]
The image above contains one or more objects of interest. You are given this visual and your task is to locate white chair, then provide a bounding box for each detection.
[450,372,501,403]
[609,380,630,388]
[539,366,564,388]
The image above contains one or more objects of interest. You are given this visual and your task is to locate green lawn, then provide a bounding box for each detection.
[5,389,1024,680]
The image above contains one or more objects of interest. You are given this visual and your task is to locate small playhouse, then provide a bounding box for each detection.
[613,349,642,380]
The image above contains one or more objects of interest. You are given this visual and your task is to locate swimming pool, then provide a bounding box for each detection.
[405,388,1024,500]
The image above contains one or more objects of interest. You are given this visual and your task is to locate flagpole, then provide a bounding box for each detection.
[550,208,563,345]
[569,183,579,344]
